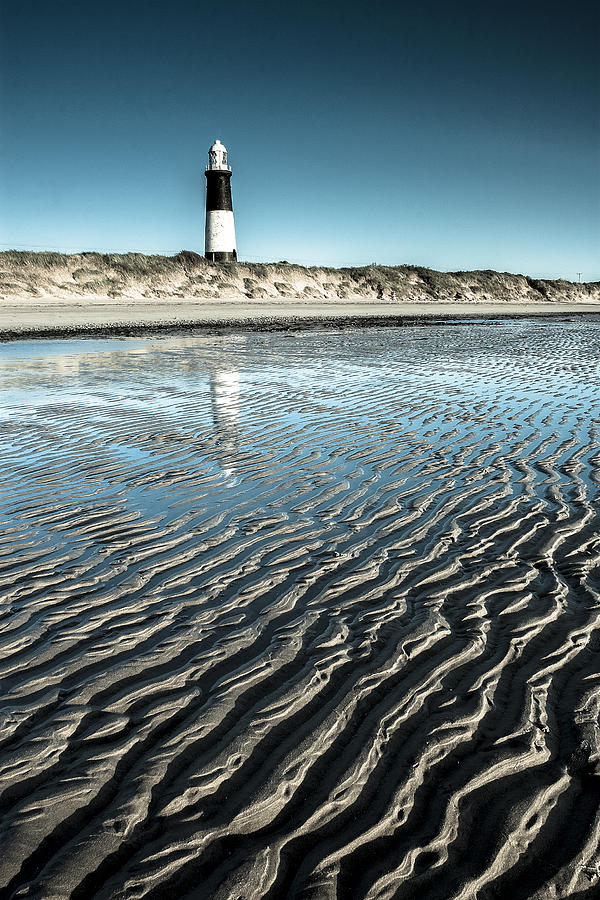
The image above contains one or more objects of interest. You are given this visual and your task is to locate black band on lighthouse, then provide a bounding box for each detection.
[205,171,233,211]
[206,250,238,262]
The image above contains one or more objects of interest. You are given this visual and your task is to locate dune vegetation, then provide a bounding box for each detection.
[1,250,598,304]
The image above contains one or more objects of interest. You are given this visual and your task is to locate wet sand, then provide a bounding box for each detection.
[1,298,600,339]
[1,323,599,899]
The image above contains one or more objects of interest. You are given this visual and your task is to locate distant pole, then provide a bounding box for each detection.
[577,272,582,283]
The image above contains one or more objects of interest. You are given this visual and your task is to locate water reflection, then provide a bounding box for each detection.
[2,324,599,483]
[209,370,240,474]
[0,339,244,475]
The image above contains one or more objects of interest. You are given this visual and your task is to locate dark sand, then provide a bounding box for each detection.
[0,322,599,899]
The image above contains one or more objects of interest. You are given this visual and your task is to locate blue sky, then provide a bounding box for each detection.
[1,0,598,278]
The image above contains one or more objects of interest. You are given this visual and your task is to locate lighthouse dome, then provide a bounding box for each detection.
[208,139,230,171]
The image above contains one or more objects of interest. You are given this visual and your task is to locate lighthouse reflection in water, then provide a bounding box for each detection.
[209,369,241,476]
[0,338,245,484]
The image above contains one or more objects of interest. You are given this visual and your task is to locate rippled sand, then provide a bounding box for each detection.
[1,322,599,900]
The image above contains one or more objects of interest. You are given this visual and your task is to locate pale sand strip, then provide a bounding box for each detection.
[1,298,599,338]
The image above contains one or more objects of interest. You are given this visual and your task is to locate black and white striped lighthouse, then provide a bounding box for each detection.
[204,139,237,262]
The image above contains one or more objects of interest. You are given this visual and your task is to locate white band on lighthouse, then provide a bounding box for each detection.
[205,209,237,256]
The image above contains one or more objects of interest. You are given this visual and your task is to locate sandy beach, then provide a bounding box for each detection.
[1,321,599,898]
[2,297,600,339]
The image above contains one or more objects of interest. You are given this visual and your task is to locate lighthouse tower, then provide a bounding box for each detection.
[205,139,237,262]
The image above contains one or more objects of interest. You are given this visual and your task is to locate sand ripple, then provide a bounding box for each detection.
[0,322,599,899]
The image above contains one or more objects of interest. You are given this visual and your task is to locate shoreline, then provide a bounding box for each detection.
[1,298,599,340]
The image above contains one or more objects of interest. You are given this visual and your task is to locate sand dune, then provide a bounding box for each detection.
[0,322,599,899]
[1,249,599,306]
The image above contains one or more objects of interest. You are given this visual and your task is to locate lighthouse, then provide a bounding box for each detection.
[205,139,237,262]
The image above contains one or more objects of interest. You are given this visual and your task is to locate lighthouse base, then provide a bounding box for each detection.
[205,250,238,262]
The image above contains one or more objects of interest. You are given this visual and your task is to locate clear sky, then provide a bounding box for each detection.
[1,0,598,278]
